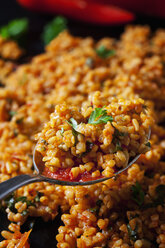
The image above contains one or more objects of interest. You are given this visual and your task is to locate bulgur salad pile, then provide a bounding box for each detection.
[0,26,165,248]
[36,96,151,181]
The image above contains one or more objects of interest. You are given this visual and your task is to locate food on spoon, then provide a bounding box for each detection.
[35,93,152,182]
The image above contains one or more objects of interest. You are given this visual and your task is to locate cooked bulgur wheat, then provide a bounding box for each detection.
[0,26,165,248]
[36,95,151,180]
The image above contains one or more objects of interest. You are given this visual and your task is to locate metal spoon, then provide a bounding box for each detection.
[0,128,151,200]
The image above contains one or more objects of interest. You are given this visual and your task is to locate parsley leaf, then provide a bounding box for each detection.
[66,118,82,144]
[0,18,28,44]
[88,108,113,125]
[16,196,35,207]
[113,127,127,137]
[60,127,64,136]
[4,193,16,212]
[115,140,123,151]
[34,191,43,203]
[127,223,138,241]
[67,118,80,136]
[131,182,145,206]
[89,200,102,214]
[42,16,67,45]
[96,45,115,59]
[9,111,17,117]
[86,57,94,68]
[145,142,151,148]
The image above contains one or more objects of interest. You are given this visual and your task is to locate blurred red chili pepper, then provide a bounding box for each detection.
[17,0,134,25]
[83,0,165,19]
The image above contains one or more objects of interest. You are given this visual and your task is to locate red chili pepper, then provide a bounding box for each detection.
[17,0,134,24]
[82,0,165,19]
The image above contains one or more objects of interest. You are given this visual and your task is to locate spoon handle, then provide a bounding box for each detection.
[0,174,43,200]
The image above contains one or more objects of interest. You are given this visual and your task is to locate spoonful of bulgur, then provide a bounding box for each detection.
[0,94,152,200]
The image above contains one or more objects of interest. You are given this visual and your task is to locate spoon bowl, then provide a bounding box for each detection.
[0,127,151,200]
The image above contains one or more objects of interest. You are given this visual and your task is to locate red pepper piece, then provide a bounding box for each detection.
[17,0,134,24]
[87,0,165,19]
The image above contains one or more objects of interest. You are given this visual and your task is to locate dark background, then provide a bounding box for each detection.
[1,0,165,56]
[0,0,165,247]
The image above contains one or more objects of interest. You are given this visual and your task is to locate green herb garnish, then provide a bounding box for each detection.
[34,191,43,203]
[16,196,35,207]
[131,182,145,206]
[0,18,28,44]
[96,45,115,59]
[88,108,113,125]
[113,127,127,137]
[9,111,17,117]
[67,118,81,137]
[145,142,151,148]
[127,223,138,241]
[60,127,64,136]
[4,193,16,212]
[42,16,67,45]
[21,209,28,216]
[89,207,97,213]
[86,57,94,68]
[115,140,123,151]
[89,200,102,214]
[4,193,38,216]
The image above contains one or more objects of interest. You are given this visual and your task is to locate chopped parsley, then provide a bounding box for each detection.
[112,127,127,152]
[113,127,127,137]
[0,18,28,44]
[4,193,41,216]
[145,142,151,148]
[115,140,123,151]
[127,223,138,241]
[96,45,115,59]
[131,182,145,206]
[89,200,102,215]
[67,118,81,137]
[88,108,113,125]
[86,57,94,68]
[9,111,17,117]
[60,127,64,136]
[4,193,16,212]
[34,191,43,203]
[16,196,35,208]
[42,16,67,45]
[21,209,28,216]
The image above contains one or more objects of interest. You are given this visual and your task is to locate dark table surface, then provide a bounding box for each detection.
[0,1,165,247]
